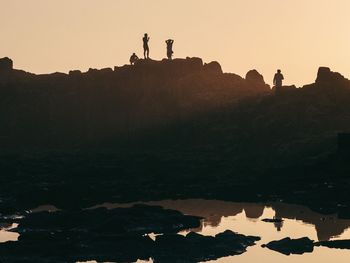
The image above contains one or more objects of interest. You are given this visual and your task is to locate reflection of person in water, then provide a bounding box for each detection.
[274,220,284,231]
[129,53,139,65]
[143,33,150,59]
[165,39,174,60]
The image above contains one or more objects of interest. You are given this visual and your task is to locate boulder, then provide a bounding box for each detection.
[316,67,348,85]
[0,57,13,72]
[315,239,350,249]
[245,69,270,91]
[69,70,82,76]
[262,237,314,255]
[246,69,265,85]
[153,230,260,262]
[204,61,223,74]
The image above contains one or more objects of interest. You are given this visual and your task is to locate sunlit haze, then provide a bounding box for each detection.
[2,0,350,86]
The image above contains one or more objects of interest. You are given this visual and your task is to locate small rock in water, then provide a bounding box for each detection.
[262,218,283,223]
[315,240,350,250]
[262,237,314,255]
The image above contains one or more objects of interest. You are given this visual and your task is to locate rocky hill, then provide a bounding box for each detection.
[0,57,270,147]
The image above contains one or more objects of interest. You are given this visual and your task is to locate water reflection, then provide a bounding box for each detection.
[98,199,350,242]
[0,223,19,243]
[83,199,350,263]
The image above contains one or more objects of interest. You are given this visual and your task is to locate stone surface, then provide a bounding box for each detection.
[0,205,259,262]
[316,239,350,249]
[0,57,13,72]
[262,237,314,255]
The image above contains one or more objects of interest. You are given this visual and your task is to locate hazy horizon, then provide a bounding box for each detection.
[2,0,350,86]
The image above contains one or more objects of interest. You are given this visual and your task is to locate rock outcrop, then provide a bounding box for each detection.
[316,67,348,85]
[262,237,314,255]
[0,205,259,262]
[0,57,13,73]
[0,57,270,147]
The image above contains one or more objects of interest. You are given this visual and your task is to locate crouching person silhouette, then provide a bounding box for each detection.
[130,53,139,65]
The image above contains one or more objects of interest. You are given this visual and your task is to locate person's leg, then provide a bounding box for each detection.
[146,47,149,59]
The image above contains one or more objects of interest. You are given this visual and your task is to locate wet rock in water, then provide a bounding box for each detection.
[0,232,154,262]
[262,218,284,223]
[15,204,202,235]
[315,240,350,250]
[153,230,260,262]
[0,205,202,261]
[262,237,314,255]
[0,224,259,262]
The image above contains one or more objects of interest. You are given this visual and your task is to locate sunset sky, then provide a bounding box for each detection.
[2,0,350,86]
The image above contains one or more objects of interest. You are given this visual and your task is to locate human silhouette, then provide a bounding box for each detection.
[165,39,174,60]
[143,33,150,59]
[273,69,284,88]
[129,53,139,65]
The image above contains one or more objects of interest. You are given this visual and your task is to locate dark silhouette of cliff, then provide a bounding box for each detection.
[0,57,270,148]
[1,57,350,171]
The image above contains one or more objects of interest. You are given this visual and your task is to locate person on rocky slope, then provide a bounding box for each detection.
[165,39,174,60]
[273,69,284,90]
[143,33,150,59]
[129,53,139,65]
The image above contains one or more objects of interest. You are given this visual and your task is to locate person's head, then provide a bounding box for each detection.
[133,53,136,55]
[144,33,148,37]
[277,69,281,73]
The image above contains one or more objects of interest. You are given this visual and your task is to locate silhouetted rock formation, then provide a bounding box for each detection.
[262,237,314,255]
[0,205,259,262]
[7,57,350,157]
[203,61,222,74]
[245,69,270,90]
[0,57,13,73]
[263,237,350,255]
[153,230,260,262]
[316,67,349,86]
[315,239,350,250]
[0,57,270,148]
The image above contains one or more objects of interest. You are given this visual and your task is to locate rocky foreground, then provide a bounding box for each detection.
[0,205,260,262]
[1,56,350,218]
[262,237,350,255]
[1,57,350,261]
[0,56,269,148]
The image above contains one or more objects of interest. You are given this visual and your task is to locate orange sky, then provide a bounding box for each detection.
[1,0,350,86]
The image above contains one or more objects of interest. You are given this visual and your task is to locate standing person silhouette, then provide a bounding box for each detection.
[165,39,174,60]
[273,69,284,88]
[143,33,150,59]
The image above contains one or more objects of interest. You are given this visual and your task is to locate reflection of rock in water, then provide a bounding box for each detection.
[100,200,350,242]
[0,205,260,262]
[272,203,350,241]
[161,200,350,241]
[0,223,13,230]
[143,200,244,228]
[244,204,265,219]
